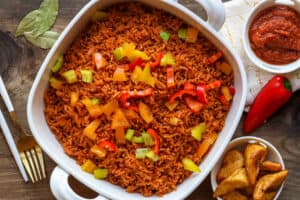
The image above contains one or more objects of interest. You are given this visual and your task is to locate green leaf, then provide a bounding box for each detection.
[15,0,59,37]
[24,31,59,49]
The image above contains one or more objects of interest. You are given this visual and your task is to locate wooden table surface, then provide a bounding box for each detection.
[0,0,299,199]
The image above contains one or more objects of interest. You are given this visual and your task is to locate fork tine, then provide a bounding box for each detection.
[35,146,46,179]
[25,150,38,182]
[20,151,35,183]
[31,148,42,181]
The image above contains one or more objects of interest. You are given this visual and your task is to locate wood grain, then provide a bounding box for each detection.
[0,0,299,199]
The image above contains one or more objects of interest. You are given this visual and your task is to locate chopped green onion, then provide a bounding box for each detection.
[182,157,200,173]
[91,98,99,105]
[191,122,206,141]
[62,70,77,83]
[91,11,108,22]
[80,69,93,83]
[136,148,149,159]
[132,136,144,143]
[160,31,170,41]
[146,150,160,162]
[142,131,154,146]
[93,168,108,179]
[160,53,175,66]
[165,101,179,111]
[178,28,187,39]
[113,47,124,61]
[51,55,64,73]
[125,129,135,141]
[170,117,179,126]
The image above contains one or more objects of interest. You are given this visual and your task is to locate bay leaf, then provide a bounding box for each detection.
[15,0,59,37]
[24,31,59,49]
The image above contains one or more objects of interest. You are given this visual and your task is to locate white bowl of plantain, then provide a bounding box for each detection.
[210,136,288,200]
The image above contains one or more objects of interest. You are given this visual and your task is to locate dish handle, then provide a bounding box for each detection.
[50,166,108,200]
[169,0,226,30]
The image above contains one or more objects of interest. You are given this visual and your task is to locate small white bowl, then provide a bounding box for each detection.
[243,0,300,74]
[210,136,286,200]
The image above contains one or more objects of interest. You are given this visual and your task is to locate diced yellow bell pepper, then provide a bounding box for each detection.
[49,77,63,89]
[191,122,206,141]
[170,117,179,126]
[186,27,199,43]
[131,65,155,87]
[82,98,103,118]
[102,99,119,118]
[83,119,101,141]
[129,50,149,61]
[113,67,127,82]
[70,92,79,107]
[217,62,232,75]
[111,109,130,129]
[113,47,125,61]
[81,159,97,174]
[138,102,153,123]
[62,70,77,83]
[90,145,107,158]
[113,42,149,62]
[197,132,217,160]
[221,86,232,101]
[115,127,126,144]
[165,101,179,111]
[182,157,200,172]
[160,53,175,66]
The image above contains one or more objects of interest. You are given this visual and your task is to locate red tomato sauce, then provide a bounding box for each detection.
[249,5,300,65]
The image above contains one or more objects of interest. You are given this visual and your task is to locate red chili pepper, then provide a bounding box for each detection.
[196,84,208,104]
[184,97,203,113]
[120,88,154,109]
[129,57,144,71]
[98,141,117,151]
[208,51,223,64]
[147,128,160,155]
[183,82,196,91]
[168,89,197,104]
[205,80,222,90]
[244,75,292,133]
[166,67,175,89]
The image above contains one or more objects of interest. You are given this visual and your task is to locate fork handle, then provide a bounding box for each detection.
[0,76,14,112]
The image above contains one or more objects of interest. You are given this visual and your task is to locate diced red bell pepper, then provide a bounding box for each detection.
[119,88,154,110]
[205,80,222,90]
[229,86,235,95]
[184,97,203,113]
[196,85,208,104]
[168,89,197,104]
[147,128,160,155]
[208,51,223,64]
[98,141,117,151]
[183,82,196,91]
[129,57,144,71]
[219,94,229,105]
[167,67,175,89]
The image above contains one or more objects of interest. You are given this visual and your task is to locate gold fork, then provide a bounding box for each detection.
[0,76,46,182]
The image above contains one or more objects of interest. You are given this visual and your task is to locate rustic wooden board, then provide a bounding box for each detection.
[0,0,299,199]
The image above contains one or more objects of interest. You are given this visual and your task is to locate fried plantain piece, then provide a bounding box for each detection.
[222,191,249,200]
[253,170,288,200]
[245,143,267,185]
[260,161,282,172]
[262,191,277,200]
[213,168,250,198]
[217,150,244,183]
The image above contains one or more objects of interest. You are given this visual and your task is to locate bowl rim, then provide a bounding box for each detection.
[210,136,286,200]
[26,0,248,199]
[242,0,300,74]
